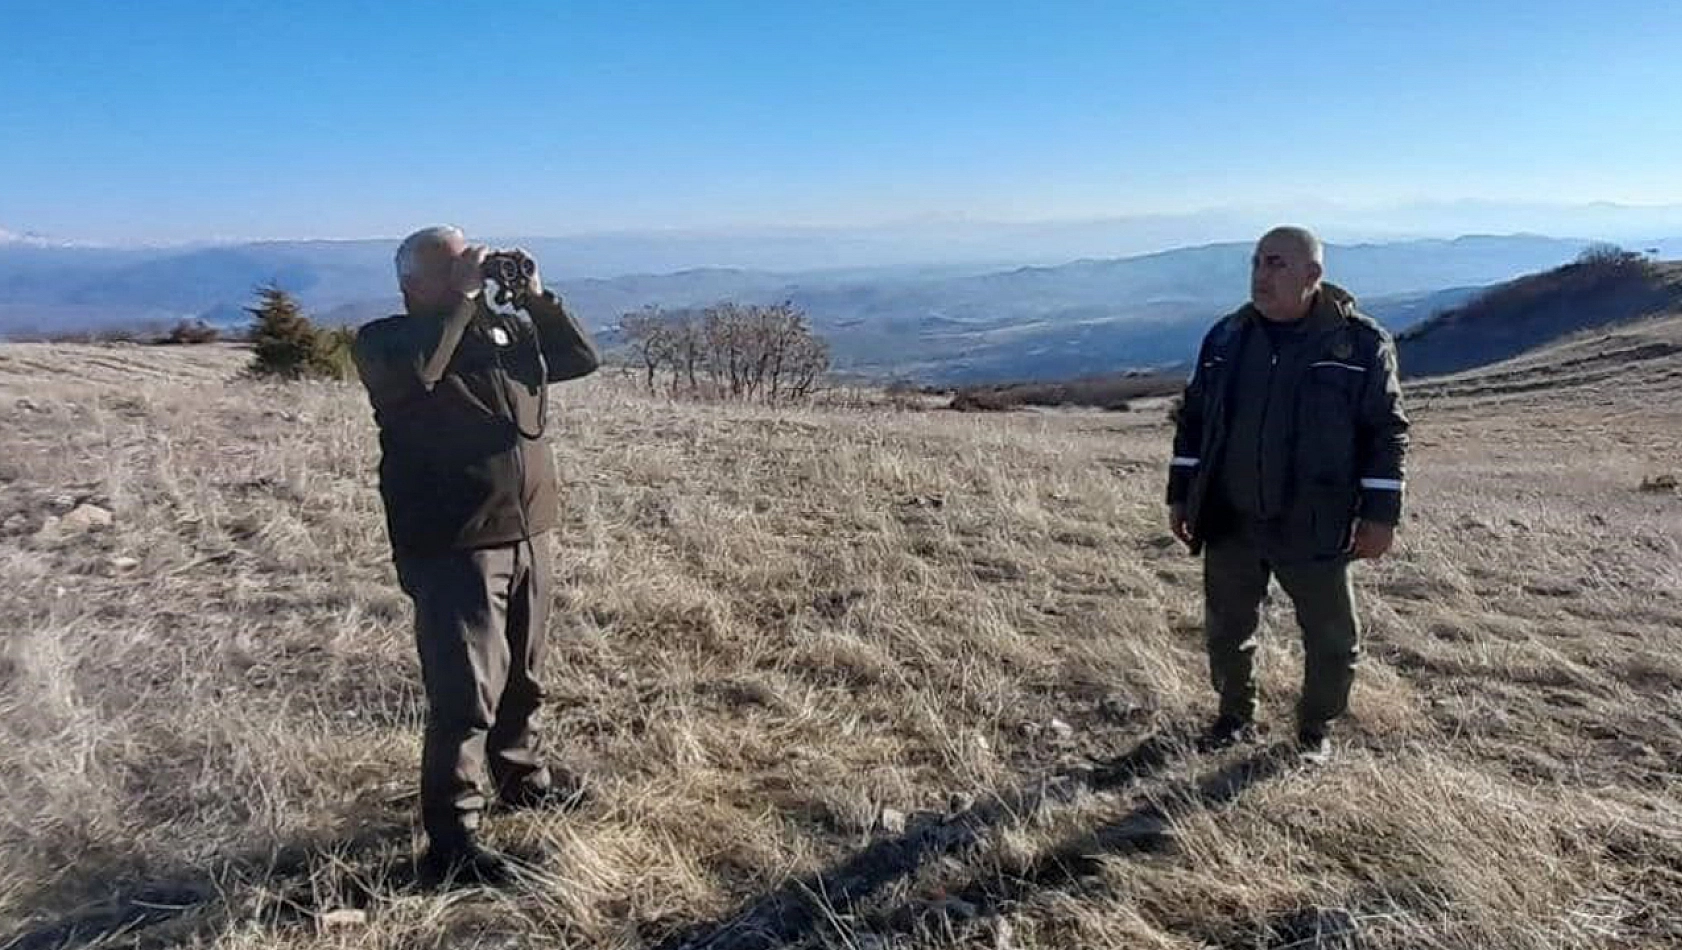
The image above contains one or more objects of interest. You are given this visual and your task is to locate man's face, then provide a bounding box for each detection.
[401,232,468,311]
[1250,233,1321,321]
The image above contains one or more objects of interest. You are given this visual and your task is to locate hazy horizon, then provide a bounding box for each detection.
[9,198,1682,258]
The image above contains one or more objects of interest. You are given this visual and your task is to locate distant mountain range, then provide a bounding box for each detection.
[18,198,1682,268]
[3,227,1676,383]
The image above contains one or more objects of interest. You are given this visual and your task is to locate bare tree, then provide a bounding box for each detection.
[620,306,675,394]
[617,302,830,404]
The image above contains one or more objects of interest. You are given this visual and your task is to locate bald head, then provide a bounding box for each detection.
[396,225,470,312]
[1260,226,1322,265]
[1250,226,1325,322]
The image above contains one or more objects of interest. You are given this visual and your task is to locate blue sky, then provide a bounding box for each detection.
[3,0,1681,243]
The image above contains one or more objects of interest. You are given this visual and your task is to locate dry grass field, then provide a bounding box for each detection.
[1,324,1679,950]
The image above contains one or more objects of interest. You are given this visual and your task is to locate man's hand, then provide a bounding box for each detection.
[1348,519,1395,560]
[1169,504,1196,548]
[450,244,489,300]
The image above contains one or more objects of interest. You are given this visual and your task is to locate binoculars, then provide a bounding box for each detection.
[482,251,536,289]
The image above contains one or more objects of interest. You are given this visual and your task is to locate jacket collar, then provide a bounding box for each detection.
[1239,282,1355,335]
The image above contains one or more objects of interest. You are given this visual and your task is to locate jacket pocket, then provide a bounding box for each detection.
[1305,485,1358,560]
[1304,362,1364,412]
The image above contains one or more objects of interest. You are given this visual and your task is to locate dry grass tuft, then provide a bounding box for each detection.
[0,339,1678,949]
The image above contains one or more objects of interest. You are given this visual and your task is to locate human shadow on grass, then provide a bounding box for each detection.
[654,727,1198,950]
[868,744,1295,942]
[1,807,420,950]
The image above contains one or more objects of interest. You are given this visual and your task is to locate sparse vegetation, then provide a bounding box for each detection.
[245,285,355,381]
[949,371,1182,412]
[1575,241,1650,271]
[23,325,151,345]
[619,302,830,403]
[161,318,221,346]
[0,316,1679,950]
[1639,473,1678,494]
[314,325,357,381]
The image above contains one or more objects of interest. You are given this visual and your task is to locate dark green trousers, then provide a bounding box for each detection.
[395,535,554,847]
[1203,527,1361,727]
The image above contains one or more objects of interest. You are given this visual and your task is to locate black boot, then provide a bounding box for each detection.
[419,838,516,889]
[1296,722,1332,765]
[498,768,593,813]
[1199,713,1257,751]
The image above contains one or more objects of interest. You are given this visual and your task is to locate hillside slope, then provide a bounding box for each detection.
[1408,308,1682,406]
[0,344,1678,949]
[1396,255,1682,379]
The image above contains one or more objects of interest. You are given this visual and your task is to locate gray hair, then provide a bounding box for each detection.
[395,225,464,283]
[1260,225,1324,265]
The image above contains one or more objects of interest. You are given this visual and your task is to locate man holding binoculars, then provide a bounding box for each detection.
[352,225,600,886]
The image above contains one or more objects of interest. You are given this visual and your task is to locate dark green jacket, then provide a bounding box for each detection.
[352,290,599,555]
[1167,284,1409,560]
